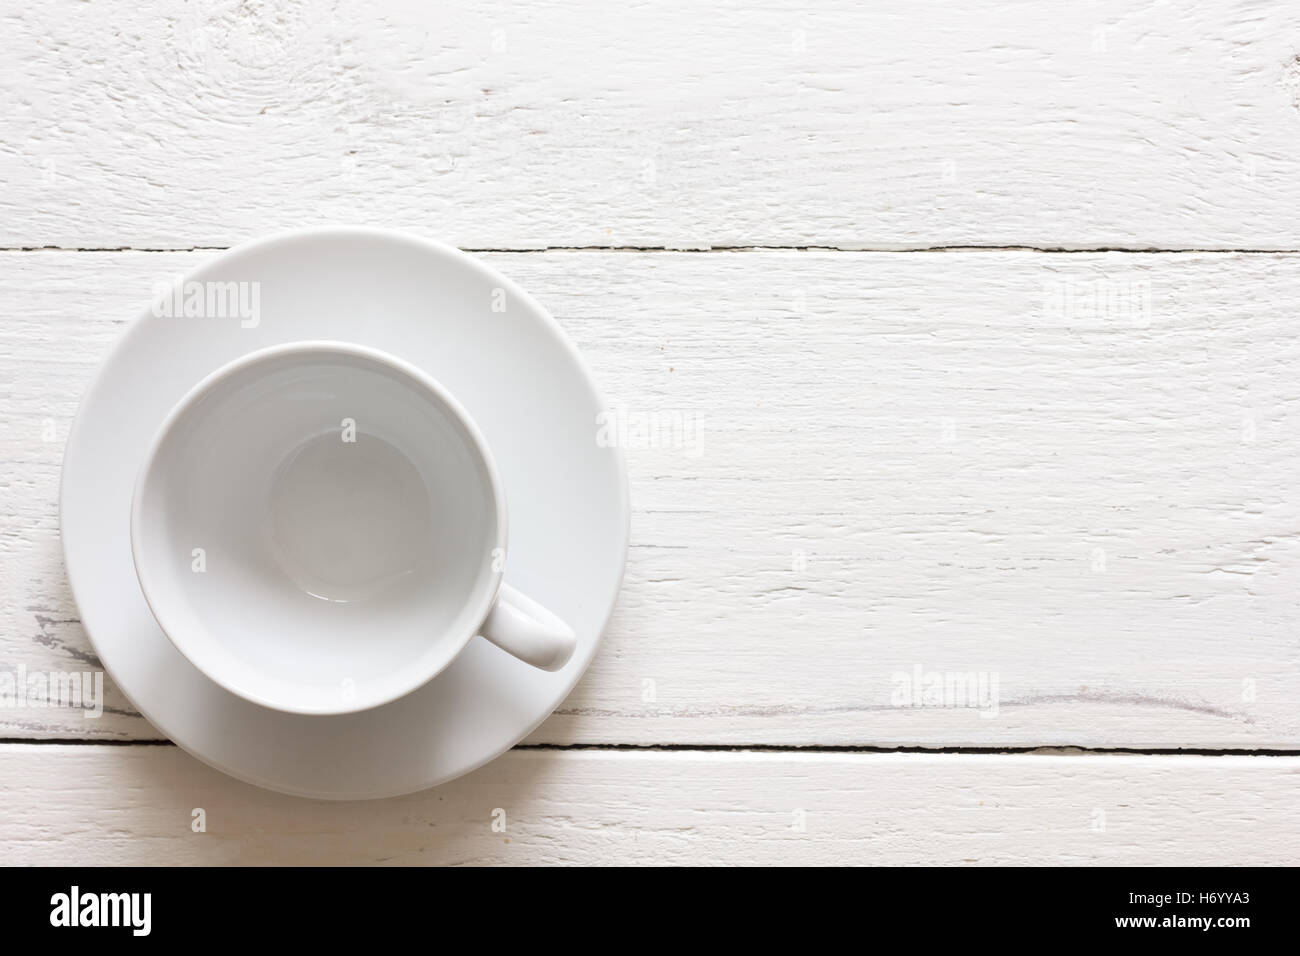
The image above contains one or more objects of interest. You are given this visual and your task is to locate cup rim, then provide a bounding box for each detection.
[129,339,508,716]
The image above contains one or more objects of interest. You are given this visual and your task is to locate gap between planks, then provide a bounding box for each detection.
[5,245,1300,255]
[0,739,1297,757]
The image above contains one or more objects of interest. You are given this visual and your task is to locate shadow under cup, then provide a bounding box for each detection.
[131,345,504,715]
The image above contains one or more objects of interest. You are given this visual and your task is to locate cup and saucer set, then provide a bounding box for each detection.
[60,228,630,799]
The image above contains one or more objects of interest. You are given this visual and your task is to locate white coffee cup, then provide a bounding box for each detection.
[130,341,576,715]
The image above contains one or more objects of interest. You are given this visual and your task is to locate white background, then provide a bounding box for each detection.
[1,0,1297,863]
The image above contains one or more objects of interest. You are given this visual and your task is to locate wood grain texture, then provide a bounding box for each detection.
[1,745,1295,864]
[5,1,1300,249]
[2,249,1296,747]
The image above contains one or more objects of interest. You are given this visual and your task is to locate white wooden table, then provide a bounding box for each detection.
[2,0,1298,864]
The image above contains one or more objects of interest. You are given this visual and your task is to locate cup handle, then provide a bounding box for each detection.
[479,583,577,671]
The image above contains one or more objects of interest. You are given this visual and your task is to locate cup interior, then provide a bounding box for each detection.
[131,343,504,714]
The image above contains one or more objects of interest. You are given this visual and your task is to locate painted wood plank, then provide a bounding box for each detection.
[1,249,1296,747]
[1,746,1295,864]
[5,1,1300,249]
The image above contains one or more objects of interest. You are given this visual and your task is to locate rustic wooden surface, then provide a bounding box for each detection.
[0,0,1297,863]
[6,1,1300,250]
[2,747,1296,865]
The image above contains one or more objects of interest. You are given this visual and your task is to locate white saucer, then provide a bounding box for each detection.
[60,228,629,799]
